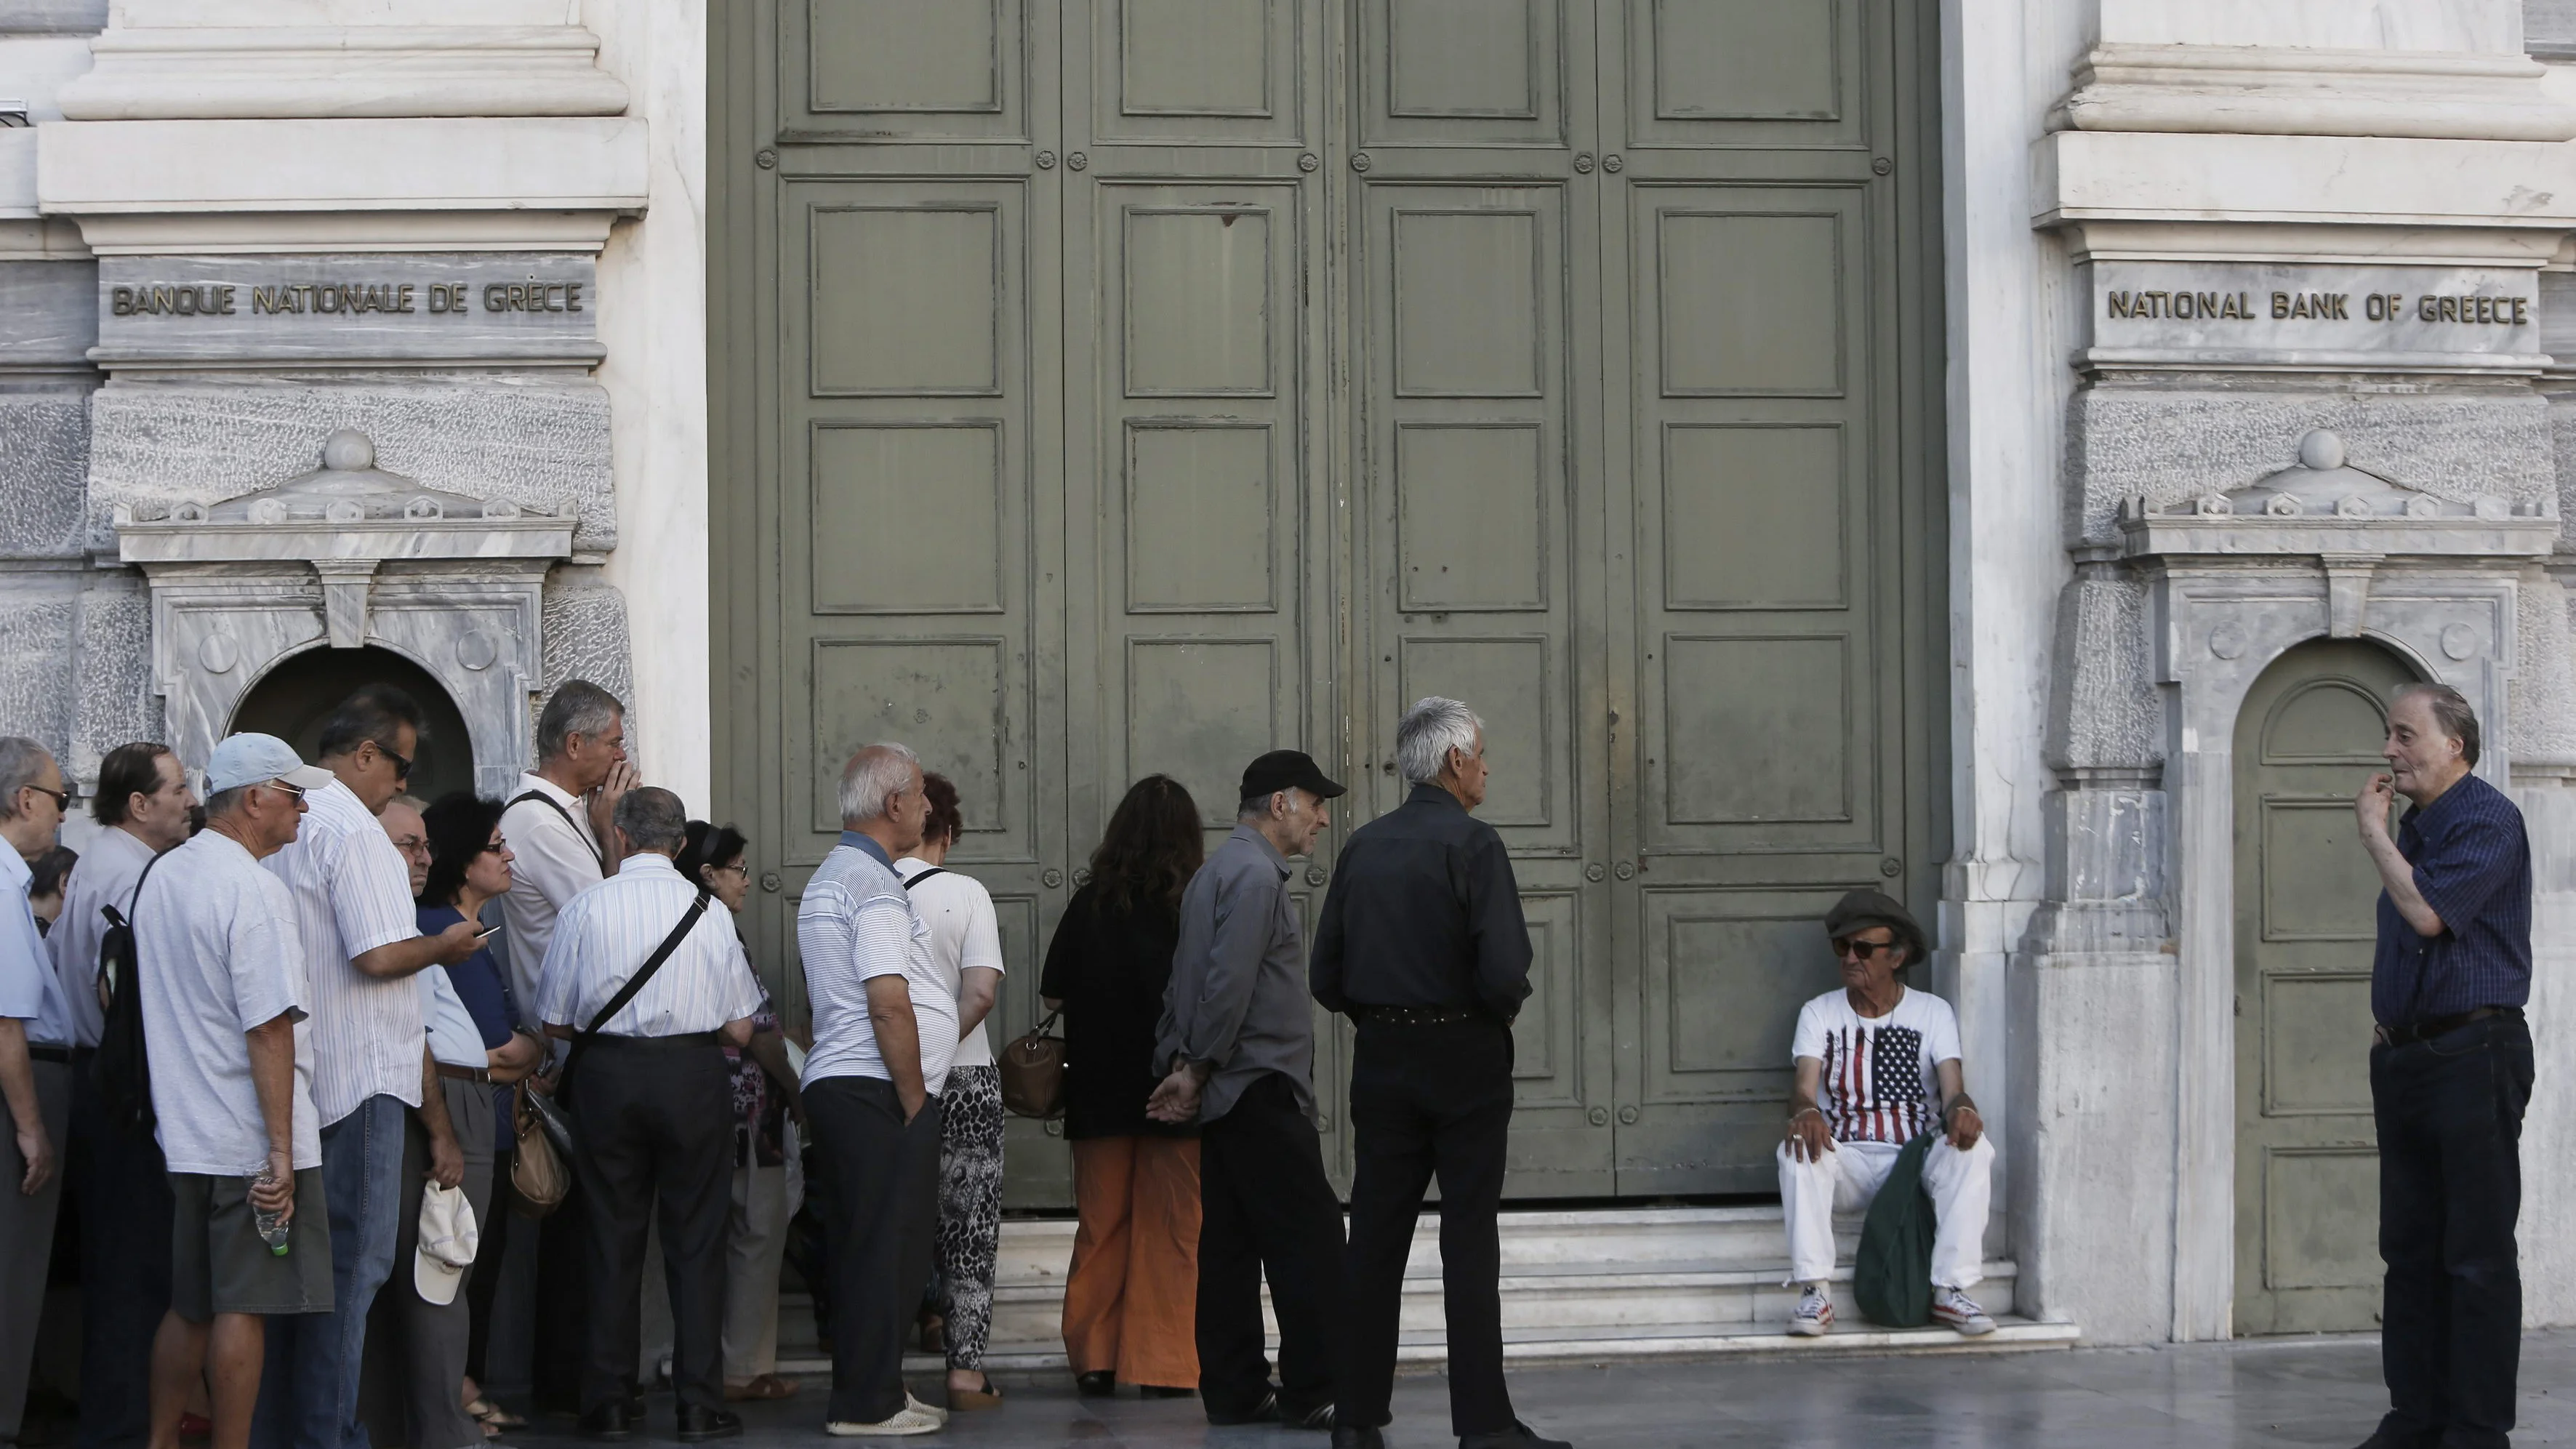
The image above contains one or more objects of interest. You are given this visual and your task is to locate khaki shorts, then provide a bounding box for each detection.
[169,1168,334,1321]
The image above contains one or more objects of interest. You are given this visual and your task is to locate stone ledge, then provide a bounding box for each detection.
[59,25,629,121]
[2037,131,2576,237]
[2058,44,2576,143]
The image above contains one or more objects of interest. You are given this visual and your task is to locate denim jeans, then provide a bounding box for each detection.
[2370,1013,2535,1449]
[254,1094,406,1449]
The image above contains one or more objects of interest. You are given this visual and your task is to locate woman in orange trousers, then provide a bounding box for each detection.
[1038,776,1206,1397]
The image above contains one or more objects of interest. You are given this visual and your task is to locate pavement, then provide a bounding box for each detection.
[496,1330,2576,1448]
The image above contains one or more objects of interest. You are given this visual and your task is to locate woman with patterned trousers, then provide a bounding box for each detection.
[896,774,1008,1409]
[1037,775,1205,1400]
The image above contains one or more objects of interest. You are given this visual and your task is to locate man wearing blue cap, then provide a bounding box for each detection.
[131,733,338,1449]
[1147,749,1347,1432]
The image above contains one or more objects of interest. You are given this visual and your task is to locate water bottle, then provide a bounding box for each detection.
[246,1161,291,1256]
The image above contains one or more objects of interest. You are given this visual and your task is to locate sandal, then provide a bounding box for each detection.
[722,1375,800,1402]
[949,1375,1002,1411]
[465,1399,526,1430]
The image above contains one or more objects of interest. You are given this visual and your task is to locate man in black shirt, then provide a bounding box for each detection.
[1312,698,1565,1449]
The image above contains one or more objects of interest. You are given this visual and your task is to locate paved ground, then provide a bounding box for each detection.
[507,1330,2576,1448]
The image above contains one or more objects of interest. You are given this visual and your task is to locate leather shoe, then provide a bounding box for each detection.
[1460,1421,1573,1449]
[1075,1370,1116,1397]
[675,1405,744,1442]
[577,1404,634,1442]
[1333,1426,1387,1449]
[1206,1388,1280,1426]
[1280,1398,1336,1432]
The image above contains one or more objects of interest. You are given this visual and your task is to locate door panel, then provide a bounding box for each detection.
[791,0,1031,140]
[2231,638,2412,1335]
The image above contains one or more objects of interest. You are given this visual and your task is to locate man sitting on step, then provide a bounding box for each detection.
[1777,889,1996,1338]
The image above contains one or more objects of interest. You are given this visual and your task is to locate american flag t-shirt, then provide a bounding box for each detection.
[1791,987,1960,1146]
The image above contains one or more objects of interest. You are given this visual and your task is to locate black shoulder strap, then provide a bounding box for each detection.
[97,844,177,996]
[558,887,714,1089]
[901,866,949,891]
[508,790,608,875]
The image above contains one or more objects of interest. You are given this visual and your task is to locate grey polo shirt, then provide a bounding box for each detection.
[1154,824,1314,1123]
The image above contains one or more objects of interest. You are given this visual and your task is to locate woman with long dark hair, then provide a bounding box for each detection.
[1038,774,1206,1397]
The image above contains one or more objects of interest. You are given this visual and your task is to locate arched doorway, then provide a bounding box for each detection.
[229,646,478,805]
[2230,637,2417,1334]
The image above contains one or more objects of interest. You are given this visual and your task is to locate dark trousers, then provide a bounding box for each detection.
[566,1037,734,1416]
[70,1053,175,1449]
[464,1141,514,1385]
[1197,1071,1344,1421]
[532,1179,587,1412]
[2371,1013,2534,1449]
[1338,1017,1514,1436]
[804,1076,943,1426]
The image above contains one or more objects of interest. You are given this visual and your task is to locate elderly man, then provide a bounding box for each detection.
[255,689,481,1449]
[1148,750,1346,1433]
[0,738,75,1448]
[500,679,635,1413]
[53,742,197,1449]
[379,796,431,899]
[1312,699,1559,1449]
[1777,889,1994,1338]
[537,787,761,1444]
[798,743,956,1437]
[132,734,337,1449]
[2351,683,2532,1449]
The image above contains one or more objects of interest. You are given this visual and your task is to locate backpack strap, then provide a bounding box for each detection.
[507,790,608,875]
[901,866,949,891]
[97,843,175,1004]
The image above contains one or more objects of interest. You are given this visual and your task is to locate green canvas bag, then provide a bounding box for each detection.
[1851,1132,1937,1328]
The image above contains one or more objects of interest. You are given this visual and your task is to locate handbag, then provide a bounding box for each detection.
[509,1082,570,1216]
[545,887,715,1149]
[998,1008,1067,1119]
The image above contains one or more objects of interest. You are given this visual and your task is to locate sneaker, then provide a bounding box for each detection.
[1787,1281,1834,1336]
[822,1405,942,1437]
[904,1394,950,1426]
[1931,1284,1996,1336]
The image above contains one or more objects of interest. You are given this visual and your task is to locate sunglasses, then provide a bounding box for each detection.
[261,781,308,805]
[1831,936,1901,961]
[374,742,413,780]
[22,784,68,813]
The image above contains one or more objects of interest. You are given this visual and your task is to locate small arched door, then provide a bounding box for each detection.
[2231,637,2417,1335]
[229,645,478,806]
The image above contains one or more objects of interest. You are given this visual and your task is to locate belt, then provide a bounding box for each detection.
[586,1031,720,1049]
[2377,1005,2521,1047]
[28,1045,71,1064]
[435,1063,494,1084]
[1357,1006,1480,1027]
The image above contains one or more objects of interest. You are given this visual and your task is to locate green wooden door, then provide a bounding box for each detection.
[713,0,1941,1206]
[2231,639,2412,1334]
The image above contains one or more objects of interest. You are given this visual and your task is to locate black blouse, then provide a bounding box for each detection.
[1037,883,1197,1141]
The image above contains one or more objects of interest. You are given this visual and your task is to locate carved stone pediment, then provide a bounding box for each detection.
[2119,429,2556,561]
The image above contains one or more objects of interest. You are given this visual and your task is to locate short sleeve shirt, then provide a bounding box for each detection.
[47,825,156,1048]
[134,830,324,1175]
[533,855,766,1037]
[262,779,425,1125]
[798,835,958,1096]
[0,848,74,1049]
[1791,985,1961,1146]
[894,858,1005,1069]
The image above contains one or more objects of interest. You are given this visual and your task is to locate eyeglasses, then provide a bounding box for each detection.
[23,784,68,813]
[478,839,510,856]
[261,781,308,805]
[711,862,750,877]
[374,742,412,780]
[1832,936,1901,961]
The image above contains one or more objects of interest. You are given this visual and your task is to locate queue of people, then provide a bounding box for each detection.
[0,676,2524,1449]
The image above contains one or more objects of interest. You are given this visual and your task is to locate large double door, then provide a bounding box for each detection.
[713,1,1943,1206]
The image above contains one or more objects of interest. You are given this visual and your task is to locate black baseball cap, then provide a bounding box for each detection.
[1239,749,1345,806]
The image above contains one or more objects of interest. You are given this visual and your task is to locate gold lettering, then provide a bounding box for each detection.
[2272,291,2290,318]
[483,284,505,312]
[111,286,133,317]
[566,281,582,313]
[2515,296,2530,325]
[396,283,415,313]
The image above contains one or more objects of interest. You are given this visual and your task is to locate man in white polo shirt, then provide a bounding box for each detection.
[132,734,337,1449]
[254,689,479,1449]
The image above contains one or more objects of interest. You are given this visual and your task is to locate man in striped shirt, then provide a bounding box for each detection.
[254,689,481,1449]
[1775,889,1993,1338]
[537,787,763,1444]
[2353,683,2532,1449]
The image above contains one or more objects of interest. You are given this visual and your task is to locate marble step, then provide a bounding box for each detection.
[774,1208,2071,1373]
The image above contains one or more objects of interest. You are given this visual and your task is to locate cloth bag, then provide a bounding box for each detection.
[1851,1131,1938,1328]
[998,1009,1066,1118]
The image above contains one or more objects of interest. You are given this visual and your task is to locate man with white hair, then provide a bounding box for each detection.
[798,743,957,1437]
[0,736,76,1448]
[1311,700,1558,1449]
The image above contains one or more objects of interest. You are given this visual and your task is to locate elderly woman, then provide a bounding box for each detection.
[362,793,545,1449]
[1777,888,1994,1338]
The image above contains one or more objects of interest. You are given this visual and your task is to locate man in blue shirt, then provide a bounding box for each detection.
[0,736,75,1449]
[2352,683,2532,1449]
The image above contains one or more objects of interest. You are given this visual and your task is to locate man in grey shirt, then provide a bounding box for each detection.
[1147,750,1346,1432]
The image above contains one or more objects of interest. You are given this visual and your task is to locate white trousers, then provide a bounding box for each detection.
[1775,1134,1994,1289]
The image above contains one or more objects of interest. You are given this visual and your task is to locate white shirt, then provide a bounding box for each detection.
[534,854,764,1037]
[499,773,605,1030]
[421,967,486,1069]
[263,779,426,1125]
[894,858,1004,1070]
[0,848,74,1049]
[800,838,958,1096]
[1790,984,1962,1147]
[47,824,156,1048]
[133,831,323,1175]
